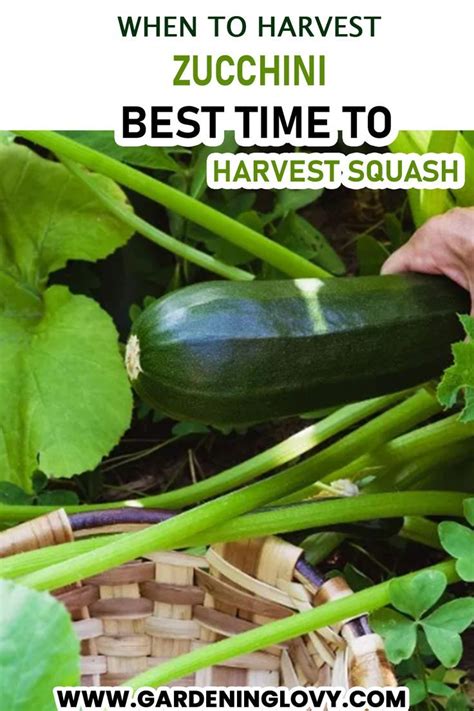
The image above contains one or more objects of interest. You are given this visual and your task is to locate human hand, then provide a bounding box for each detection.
[382,207,474,314]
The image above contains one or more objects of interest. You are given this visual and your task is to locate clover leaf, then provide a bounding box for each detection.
[389,569,447,619]
[371,570,474,667]
[0,143,134,489]
[437,315,474,422]
[422,598,474,667]
[439,520,474,582]
[446,692,472,711]
[0,580,80,711]
[404,678,455,706]
[368,607,417,663]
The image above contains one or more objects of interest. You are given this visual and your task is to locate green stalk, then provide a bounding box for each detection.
[369,440,474,492]
[0,535,118,580]
[126,559,458,689]
[64,158,253,282]
[0,392,406,524]
[419,132,457,220]
[401,516,441,549]
[4,491,463,581]
[16,389,440,591]
[14,131,329,279]
[190,491,466,546]
[326,414,474,483]
[297,441,471,564]
[389,130,455,226]
[391,130,474,209]
[284,413,474,502]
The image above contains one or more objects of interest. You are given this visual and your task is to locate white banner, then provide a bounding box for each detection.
[1,1,472,131]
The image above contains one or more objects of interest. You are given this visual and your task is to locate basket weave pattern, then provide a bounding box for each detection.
[0,511,396,689]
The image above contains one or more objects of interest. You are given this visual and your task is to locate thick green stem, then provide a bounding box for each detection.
[0,392,406,524]
[14,131,329,279]
[15,390,440,591]
[419,132,458,220]
[401,516,441,549]
[64,158,254,282]
[285,413,474,502]
[366,440,474,493]
[190,491,466,546]
[3,491,463,580]
[0,535,119,580]
[327,414,474,483]
[125,559,458,689]
[297,441,471,563]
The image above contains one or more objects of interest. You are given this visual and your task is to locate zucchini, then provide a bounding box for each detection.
[126,275,469,425]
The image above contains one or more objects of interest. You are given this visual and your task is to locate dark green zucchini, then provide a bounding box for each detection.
[126,274,469,425]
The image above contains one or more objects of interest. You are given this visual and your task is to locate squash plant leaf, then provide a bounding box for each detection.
[269,188,324,221]
[190,131,238,200]
[356,234,390,276]
[0,580,80,711]
[438,520,474,582]
[0,287,133,489]
[274,212,346,275]
[0,143,133,283]
[60,130,182,172]
[437,315,474,422]
[0,144,133,489]
[0,482,33,505]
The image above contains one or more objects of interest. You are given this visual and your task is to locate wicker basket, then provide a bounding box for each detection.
[0,509,396,689]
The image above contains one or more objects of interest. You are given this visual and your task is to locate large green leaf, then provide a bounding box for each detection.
[268,188,323,221]
[356,234,390,275]
[0,143,133,289]
[0,286,132,488]
[0,144,134,489]
[0,580,80,711]
[274,212,346,275]
[190,131,238,199]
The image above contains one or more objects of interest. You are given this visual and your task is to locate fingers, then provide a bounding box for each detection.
[381,241,436,276]
[381,246,414,275]
[381,211,457,278]
[380,207,474,315]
